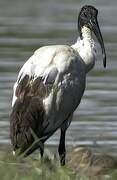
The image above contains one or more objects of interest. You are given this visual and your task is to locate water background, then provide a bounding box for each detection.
[0,0,117,155]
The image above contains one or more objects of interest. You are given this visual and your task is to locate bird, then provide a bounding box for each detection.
[10,5,106,166]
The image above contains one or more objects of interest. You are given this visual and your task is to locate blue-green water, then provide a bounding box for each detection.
[0,0,117,155]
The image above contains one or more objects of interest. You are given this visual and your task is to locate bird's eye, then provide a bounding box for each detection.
[84,12,87,17]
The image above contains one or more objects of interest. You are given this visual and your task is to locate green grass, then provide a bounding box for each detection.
[0,147,117,180]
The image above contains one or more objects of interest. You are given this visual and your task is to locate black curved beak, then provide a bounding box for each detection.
[90,19,106,68]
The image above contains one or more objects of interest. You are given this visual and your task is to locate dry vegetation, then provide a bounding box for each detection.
[0,146,117,180]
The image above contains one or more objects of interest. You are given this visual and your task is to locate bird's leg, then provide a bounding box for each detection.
[40,142,44,161]
[58,129,66,166]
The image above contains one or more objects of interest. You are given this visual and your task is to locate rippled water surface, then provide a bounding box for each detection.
[0,0,117,155]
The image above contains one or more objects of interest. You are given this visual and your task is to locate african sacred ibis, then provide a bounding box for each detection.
[10,5,106,166]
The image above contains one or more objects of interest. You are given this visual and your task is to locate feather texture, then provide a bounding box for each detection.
[11,45,86,155]
[10,5,106,165]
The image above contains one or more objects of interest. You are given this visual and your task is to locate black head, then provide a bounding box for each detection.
[78,5,98,31]
[78,5,106,68]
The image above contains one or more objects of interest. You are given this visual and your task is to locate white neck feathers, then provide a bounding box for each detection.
[72,26,96,73]
[82,26,92,40]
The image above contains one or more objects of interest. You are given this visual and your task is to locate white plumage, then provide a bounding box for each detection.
[10,5,106,165]
[12,36,95,128]
[12,44,86,125]
[12,27,96,108]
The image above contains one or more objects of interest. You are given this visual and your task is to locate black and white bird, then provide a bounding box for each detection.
[10,5,106,165]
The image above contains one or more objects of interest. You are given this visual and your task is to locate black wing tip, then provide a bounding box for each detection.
[10,95,45,157]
